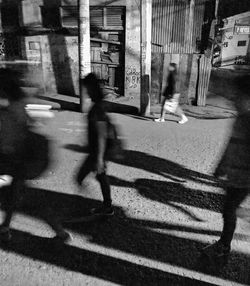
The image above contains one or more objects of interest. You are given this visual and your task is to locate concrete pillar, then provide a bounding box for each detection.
[78,0,91,112]
[140,0,152,116]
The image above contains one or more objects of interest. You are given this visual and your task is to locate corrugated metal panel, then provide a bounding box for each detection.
[152,0,163,53]
[152,0,207,54]
[197,55,212,106]
[193,0,206,52]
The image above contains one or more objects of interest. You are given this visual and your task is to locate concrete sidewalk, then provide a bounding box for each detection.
[113,92,237,119]
[23,87,237,120]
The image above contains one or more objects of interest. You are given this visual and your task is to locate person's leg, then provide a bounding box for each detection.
[220,187,249,248]
[175,106,188,124]
[202,187,248,259]
[76,156,93,185]
[155,98,167,122]
[0,177,24,241]
[1,177,24,228]
[93,166,114,215]
[96,172,112,208]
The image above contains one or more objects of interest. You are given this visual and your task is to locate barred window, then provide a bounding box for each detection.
[237,40,247,47]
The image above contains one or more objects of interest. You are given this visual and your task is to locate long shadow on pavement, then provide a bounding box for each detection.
[109,176,224,217]
[0,187,249,285]
[64,147,219,187]
[0,228,217,286]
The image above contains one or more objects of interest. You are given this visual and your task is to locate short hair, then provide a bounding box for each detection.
[81,72,104,101]
[81,72,100,87]
[169,62,177,70]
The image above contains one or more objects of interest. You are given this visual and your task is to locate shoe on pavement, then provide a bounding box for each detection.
[202,241,230,260]
[178,116,188,124]
[91,206,114,216]
[154,118,165,122]
[0,226,12,242]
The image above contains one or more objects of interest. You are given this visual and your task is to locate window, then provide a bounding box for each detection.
[29,41,40,50]
[61,6,78,27]
[237,40,247,47]
[106,7,124,27]
[60,6,125,29]
[90,8,103,27]
[90,6,124,29]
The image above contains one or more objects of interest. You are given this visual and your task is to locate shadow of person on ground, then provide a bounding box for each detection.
[108,176,224,221]
[0,229,217,286]
[0,186,249,285]
[64,146,218,187]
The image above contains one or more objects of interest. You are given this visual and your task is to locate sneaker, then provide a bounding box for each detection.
[154,118,165,122]
[202,241,230,260]
[0,226,11,242]
[178,116,188,124]
[53,231,72,243]
[91,206,114,216]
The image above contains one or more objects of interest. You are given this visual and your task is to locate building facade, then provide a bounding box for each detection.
[213,11,250,69]
[0,0,140,98]
[0,0,216,105]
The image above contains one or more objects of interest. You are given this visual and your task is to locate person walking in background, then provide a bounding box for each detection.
[155,63,188,124]
[202,91,250,262]
[76,73,114,216]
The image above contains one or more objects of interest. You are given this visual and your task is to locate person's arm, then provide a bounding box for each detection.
[95,120,108,173]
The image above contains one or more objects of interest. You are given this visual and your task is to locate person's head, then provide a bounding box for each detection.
[0,68,24,104]
[168,63,178,73]
[81,73,104,103]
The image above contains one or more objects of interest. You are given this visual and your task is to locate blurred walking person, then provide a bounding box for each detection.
[0,68,71,243]
[76,73,114,216]
[155,63,188,124]
[203,91,250,262]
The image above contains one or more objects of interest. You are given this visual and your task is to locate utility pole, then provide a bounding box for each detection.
[78,0,91,112]
[140,0,152,116]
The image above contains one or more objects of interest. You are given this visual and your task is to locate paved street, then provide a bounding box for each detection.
[0,108,249,286]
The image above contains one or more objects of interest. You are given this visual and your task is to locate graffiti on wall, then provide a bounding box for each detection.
[126,66,140,89]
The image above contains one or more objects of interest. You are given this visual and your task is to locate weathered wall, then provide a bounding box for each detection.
[18,0,141,97]
[42,35,79,96]
[123,0,141,98]
[22,34,79,96]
